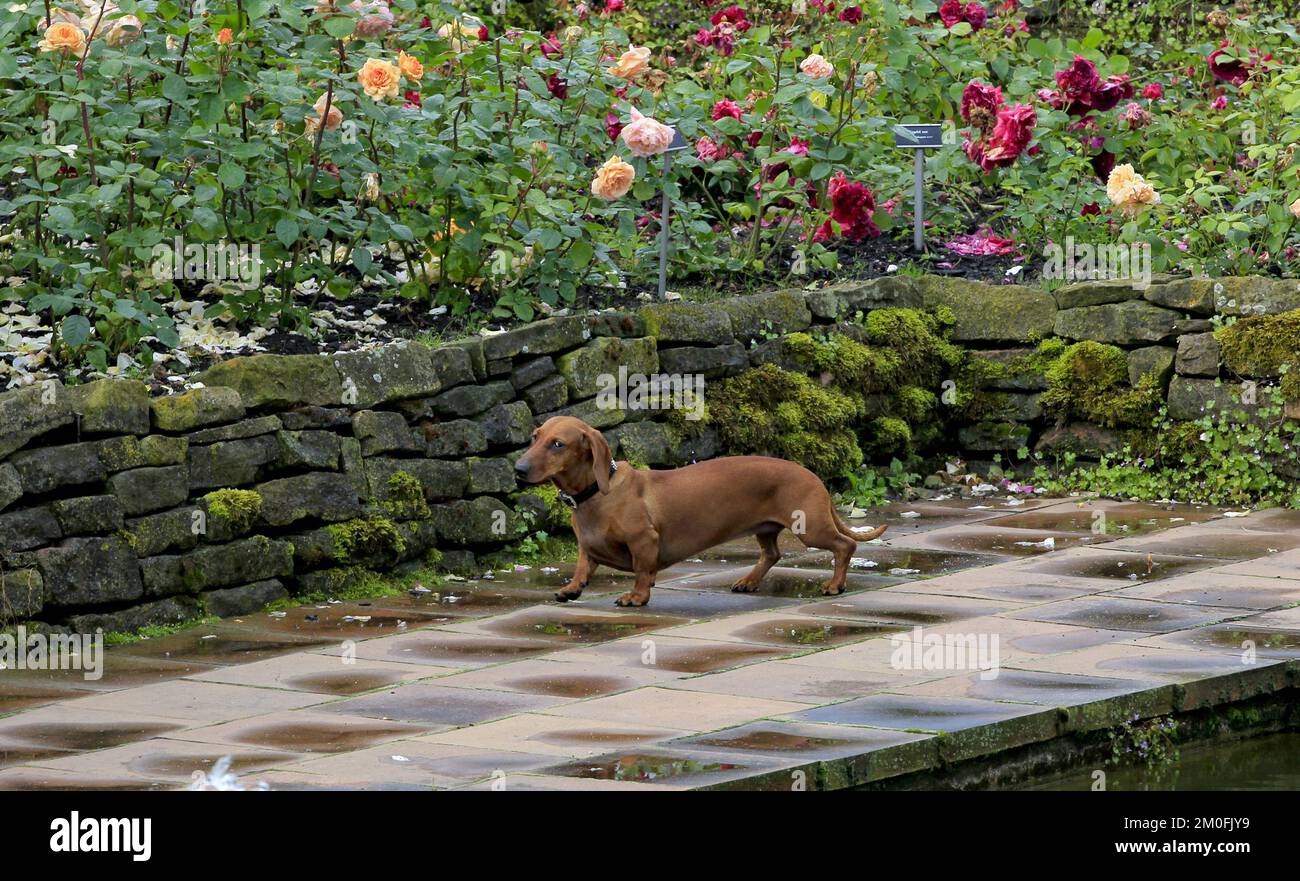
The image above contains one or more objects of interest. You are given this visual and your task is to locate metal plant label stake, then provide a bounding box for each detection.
[892,124,944,253]
[658,130,690,300]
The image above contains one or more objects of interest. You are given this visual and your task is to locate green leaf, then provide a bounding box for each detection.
[275,217,299,248]
[218,165,246,188]
[324,16,356,39]
[61,315,92,347]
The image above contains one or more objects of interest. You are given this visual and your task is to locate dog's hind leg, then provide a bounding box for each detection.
[795,502,862,596]
[731,524,783,593]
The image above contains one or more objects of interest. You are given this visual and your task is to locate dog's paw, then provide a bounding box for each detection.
[730,580,759,593]
[614,592,649,607]
[554,584,584,603]
[821,584,845,596]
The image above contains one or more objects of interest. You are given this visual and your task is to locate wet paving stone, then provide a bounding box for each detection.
[663,566,901,599]
[249,602,455,639]
[128,749,298,780]
[366,586,548,619]
[0,684,86,715]
[798,591,1018,626]
[0,719,180,752]
[906,527,1096,557]
[1016,645,1269,682]
[189,713,428,754]
[1141,623,1300,660]
[467,606,687,644]
[1108,574,1300,611]
[551,636,794,674]
[323,631,558,668]
[536,749,772,786]
[0,769,171,791]
[909,668,1148,706]
[986,502,1221,536]
[788,693,1049,733]
[673,721,931,760]
[787,546,1004,578]
[1007,596,1251,633]
[727,617,906,648]
[0,653,216,694]
[1019,549,1219,583]
[1098,530,1300,562]
[322,683,571,726]
[603,585,798,617]
[111,624,339,666]
[0,743,77,769]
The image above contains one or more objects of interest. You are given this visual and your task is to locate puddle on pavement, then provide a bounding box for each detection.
[112,627,337,665]
[499,674,633,698]
[535,729,671,747]
[129,751,298,779]
[0,686,84,714]
[640,643,790,673]
[0,721,179,752]
[988,502,1220,536]
[0,744,77,768]
[920,529,1091,556]
[787,546,1001,577]
[482,609,681,644]
[672,567,894,599]
[1093,652,1248,678]
[1016,597,1240,633]
[230,720,417,753]
[1115,531,1300,562]
[373,587,543,618]
[691,729,856,752]
[1030,552,1214,583]
[281,671,409,695]
[254,604,453,639]
[0,773,170,791]
[546,752,740,782]
[795,694,1037,732]
[732,618,904,647]
[801,595,1008,626]
[388,635,556,665]
[964,669,1139,704]
[1008,628,1141,655]
[1167,625,1300,658]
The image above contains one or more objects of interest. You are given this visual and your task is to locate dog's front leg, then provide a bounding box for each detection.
[556,546,597,603]
[615,532,659,607]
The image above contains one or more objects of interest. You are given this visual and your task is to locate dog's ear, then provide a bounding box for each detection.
[583,425,613,493]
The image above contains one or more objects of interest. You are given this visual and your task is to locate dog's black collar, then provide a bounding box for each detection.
[559,461,618,509]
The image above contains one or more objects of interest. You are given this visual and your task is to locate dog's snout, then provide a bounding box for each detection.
[514,458,531,476]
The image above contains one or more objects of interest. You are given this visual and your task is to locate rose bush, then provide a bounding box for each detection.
[0,1,1299,372]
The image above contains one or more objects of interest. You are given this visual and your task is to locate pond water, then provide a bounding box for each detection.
[1022,732,1300,791]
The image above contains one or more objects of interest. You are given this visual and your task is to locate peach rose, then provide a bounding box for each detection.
[1105,164,1161,217]
[357,57,400,101]
[799,54,834,80]
[104,14,143,48]
[398,51,423,81]
[1290,197,1300,220]
[609,45,651,79]
[39,21,87,55]
[216,27,233,45]
[620,107,675,158]
[438,20,478,53]
[591,155,636,200]
[350,0,394,39]
[305,93,344,132]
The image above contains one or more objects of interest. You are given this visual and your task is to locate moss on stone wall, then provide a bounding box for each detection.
[1216,309,1300,377]
[326,516,406,565]
[707,363,865,477]
[1040,341,1162,429]
[203,489,262,534]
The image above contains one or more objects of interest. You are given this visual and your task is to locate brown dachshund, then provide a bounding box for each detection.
[514,416,887,607]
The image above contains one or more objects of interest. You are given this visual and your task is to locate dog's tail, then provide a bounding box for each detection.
[830,502,887,543]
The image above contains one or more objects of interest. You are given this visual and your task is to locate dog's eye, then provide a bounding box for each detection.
[551,440,565,449]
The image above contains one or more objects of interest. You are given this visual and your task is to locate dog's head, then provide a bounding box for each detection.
[515,416,613,493]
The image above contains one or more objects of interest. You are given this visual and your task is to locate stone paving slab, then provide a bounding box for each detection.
[2,496,1299,790]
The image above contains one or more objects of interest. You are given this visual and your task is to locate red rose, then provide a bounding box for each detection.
[711,99,743,121]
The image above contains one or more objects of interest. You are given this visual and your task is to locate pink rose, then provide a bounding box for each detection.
[711,99,743,121]
[620,107,676,157]
[350,0,394,38]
